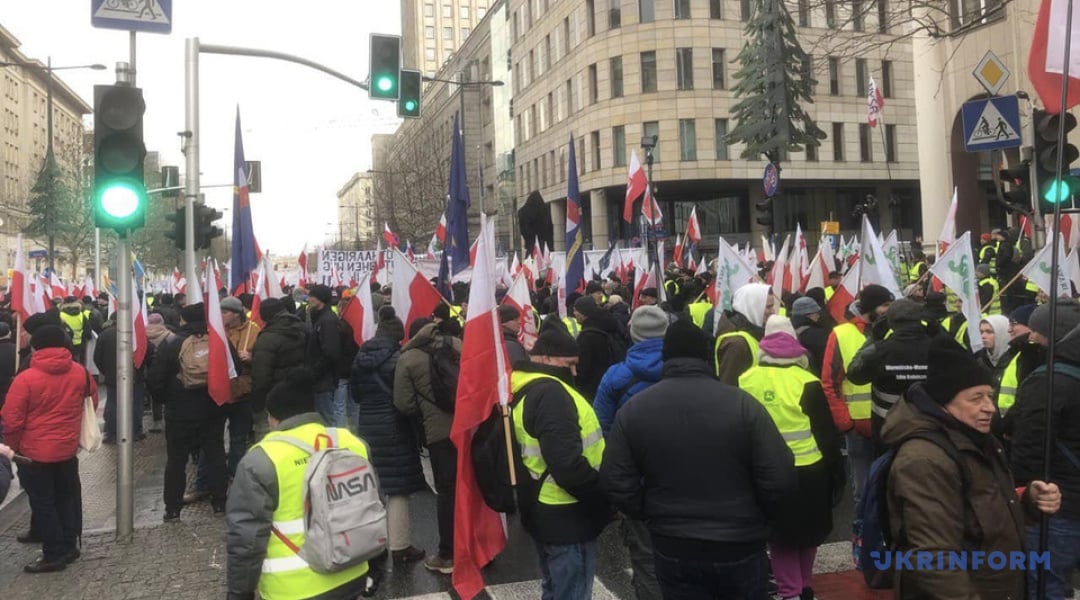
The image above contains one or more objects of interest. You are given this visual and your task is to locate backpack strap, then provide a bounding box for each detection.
[1031,362,1080,381]
[268,430,337,454]
[1057,440,1080,473]
[898,431,977,547]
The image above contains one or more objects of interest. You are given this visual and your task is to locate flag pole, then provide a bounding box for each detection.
[500,404,518,488]
[14,313,20,372]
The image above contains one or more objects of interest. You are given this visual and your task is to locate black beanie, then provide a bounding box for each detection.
[662,319,712,362]
[529,326,578,357]
[266,368,317,421]
[308,284,332,305]
[23,311,60,335]
[259,298,285,322]
[859,284,894,316]
[924,336,995,404]
[31,324,68,350]
[181,303,205,324]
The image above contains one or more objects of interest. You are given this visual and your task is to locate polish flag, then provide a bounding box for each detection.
[826,261,861,323]
[406,240,416,262]
[642,185,663,227]
[50,272,66,300]
[11,235,33,322]
[340,271,376,347]
[82,276,97,301]
[623,149,649,223]
[373,238,386,284]
[132,275,148,368]
[298,244,309,287]
[1029,0,1080,114]
[685,205,702,245]
[867,75,885,127]
[673,234,684,268]
[770,234,791,297]
[451,214,510,600]
[250,260,272,328]
[383,222,400,247]
[632,265,658,310]
[426,234,439,260]
[391,249,446,342]
[790,224,810,293]
[805,244,833,292]
[469,237,480,267]
[38,274,52,306]
[205,260,237,406]
[504,252,521,288]
[435,212,448,243]
[502,272,539,350]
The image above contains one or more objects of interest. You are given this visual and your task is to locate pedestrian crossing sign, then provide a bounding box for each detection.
[962,95,1022,152]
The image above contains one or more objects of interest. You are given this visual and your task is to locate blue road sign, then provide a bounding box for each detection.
[91,0,172,34]
[28,250,48,259]
[962,95,1022,152]
[763,163,780,197]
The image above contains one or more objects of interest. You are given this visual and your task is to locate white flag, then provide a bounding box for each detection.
[1020,235,1071,298]
[929,231,984,353]
[716,236,760,312]
[882,230,902,285]
[859,216,902,298]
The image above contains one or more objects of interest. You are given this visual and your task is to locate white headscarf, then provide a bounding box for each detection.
[732,283,771,328]
[981,315,1011,366]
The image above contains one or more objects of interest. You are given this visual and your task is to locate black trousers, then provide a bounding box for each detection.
[164,415,226,511]
[427,438,457,559]
[20,457,82,563]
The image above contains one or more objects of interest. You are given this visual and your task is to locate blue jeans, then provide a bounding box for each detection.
[104,384,144,441]
[314,390,336,426]
[846,432,874,506]
[315,380,356,432]
[653,548,769,600]
[1026,515,1080,599]
[534,540,597,600]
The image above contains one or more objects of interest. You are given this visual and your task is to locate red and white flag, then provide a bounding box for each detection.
[132,275,149,368]
[859,215,902,298]
[642,185,663,227]
[426,234,439,260]
[383,222,400,247]
[826,261,861,323]
[82,276,97,301]
[805,244,833,293]
[624,150,649,223]
[205,260,237,406]
[340,272,376,347]
[1029,0,1080,114]
[391,249,445,341]
[297,244,309,288]
[372,238,386,284]
[790,224,810,293]
[673,234,684,268]
[867,75,885,127]
[502,272,539,350]
[632,266,658,310]
[770,234,791,297]
[435,212,448,243]
[50,272,66,300]
[685,206,702,245]
[451,215,511,600]
[11,235,34,322]
[469,237,480,267]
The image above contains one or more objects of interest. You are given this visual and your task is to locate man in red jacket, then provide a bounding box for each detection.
[1,324,97,573]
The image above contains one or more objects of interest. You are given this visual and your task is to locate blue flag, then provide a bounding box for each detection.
[565,135,585,296]
[447,113,471,275]
[231,108,261,293]
[436,246,452,300]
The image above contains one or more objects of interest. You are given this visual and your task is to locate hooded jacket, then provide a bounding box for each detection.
[883,385,1032,600]
[977,315,1012,375]
[146,322,221,422]
[593,337,664,435]
[714,311,766,386]
[792,313,829,378]
[250,312,307,412]
[393,322,460,445]
[575,310,627,400]
[1,347,97,462]
[306,305,343,393]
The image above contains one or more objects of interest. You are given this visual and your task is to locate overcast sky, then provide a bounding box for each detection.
[5,0,402,256]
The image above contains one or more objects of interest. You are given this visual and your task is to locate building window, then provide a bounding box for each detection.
[426,48,437,61]
[591,131,602,170]
[714,118,729,160]
[828,57,840,95]
[529,50,536,82]
[806,141,818,162]
[548,91,556,123]
[674,0,691,18]
[425,3,435,16]
[512,10,520,41]
[443,27,453,39]
[613,125,627,166]
[425,26,435,38]
[679,119,697,161]
[798,0,810,25]
[881,60,893,98]
[676,48,694,90]
[544,35,551,70]
[643,121,660,162]
[611,56,624,98]
[563,17,571,54]
[578,138,586,174]
[801,55,815,91]
[462,27,471,39]
[741,0,751,20]
[589,63,599,104]
[878,0,889,31]
[832,122,845,161]
[566,79,574,114]
[710,0,722,18]
[527,0,534,27]
[639,0,655,22]
[443,4,453,17]
[586,0,596,36]
[712,48,725,89]
[641,51,657,93]
[886,124,897,162]
[610,0,622,28]
[859,124,874,162]
[825,0,837,27]
[853,0,865,31]
[542,153,548,187]
[855,58,867,96]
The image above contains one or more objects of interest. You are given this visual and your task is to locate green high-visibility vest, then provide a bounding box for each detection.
[739,365,824,467]
[714,330,759,378]
[832,323,872,420]
[998,352,1021,416]
[688,301,711,328]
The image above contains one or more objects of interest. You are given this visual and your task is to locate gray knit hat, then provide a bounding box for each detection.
[630,305,670,343]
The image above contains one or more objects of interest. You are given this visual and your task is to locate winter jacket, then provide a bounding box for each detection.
[250,312,307,412]
[713,311,765,386]
[0,338,16,409]
[226,319,261,402]
[1,347,97,463]
[601,357,796,554]
[146,322,173,348]
[306,306,343,393]
[393,322,460,446]
[146,322,222,423]
[512,361,611,545]
[609,301,631,334]
[155,305,181,329]
[792,315,830,378]
[821,317,870,437]
[0,451,10,503]
[1010,327,1080,520]
[593,337,664,435]
[502,329,528,365]
[575,311,628,401]
[94,321,148,389]
[350,335,425,497]
[883,385,1035,600]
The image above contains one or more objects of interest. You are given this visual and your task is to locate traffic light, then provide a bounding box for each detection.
[999,163,1031,211]
[164,206,186,250]
[369,34,401,101]
[755,197,773,230]
[93,84,147,232]
[193,203,223,250]
[1033,109,1079,205]
[398,69,422,118]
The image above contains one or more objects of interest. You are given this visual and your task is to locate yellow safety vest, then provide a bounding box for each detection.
[60,309,89,345]
[978,244,998,276]
[665,280,681,299]
[998,352,1021,416]
[739,365,824,467]
[562,317,581,338]
[688,301,712,328]
[510,372,604,505]
[253,422,370,600]
[941,315,970,347]
[979,277,1001,315]
[714,330,759,377]
[908,261,926,285]
[832,323,873,420]
[824,286,835,302]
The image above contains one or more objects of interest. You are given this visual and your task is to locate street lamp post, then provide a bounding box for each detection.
[0,59,106,273]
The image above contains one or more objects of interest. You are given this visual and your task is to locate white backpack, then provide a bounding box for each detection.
[271,428,388,573]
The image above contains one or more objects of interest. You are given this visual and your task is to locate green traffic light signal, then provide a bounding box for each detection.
[93,84,147,232]
[397,69,422,119]
[404,100,417,111]
[1043,176,1078,204]
[100,180,144,218]
[376,76,394,92]
[369,34,401,100]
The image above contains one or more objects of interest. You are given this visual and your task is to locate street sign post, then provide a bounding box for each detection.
[91,0,172,34]
[962,95,1023,152]
[763,162,780,197]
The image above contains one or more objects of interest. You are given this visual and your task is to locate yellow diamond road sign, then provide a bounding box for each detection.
[973,51,1010,95]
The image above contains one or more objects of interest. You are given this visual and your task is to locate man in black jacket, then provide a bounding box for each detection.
[95,315,148,443]
[0,322,16,410]
[511,325,610,600]
[249,299,306,439]
[146,303,227,520]
[305,285,348,429]
[573,295,626,400]
[498,304,529,365]
[600,319,796,599]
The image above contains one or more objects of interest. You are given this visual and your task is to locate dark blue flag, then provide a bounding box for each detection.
[565,135,585,295]
[231,108,261,293]
[447,113,471,275]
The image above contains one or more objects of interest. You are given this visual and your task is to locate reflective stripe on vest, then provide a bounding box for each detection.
[979,243,999,276]
[979,277,1001,315]
[833,323,872,420]
[60,310,87,345]
[510,371,604,506]
[562,317,581,338]
[739,365,824,467]
[254,423,370,599]
[871,390,902,419]
[689,301,711,328]
[998,352,1021,416]
[714,330,759,378]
